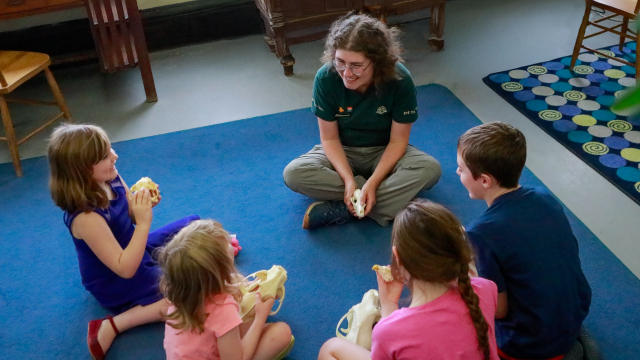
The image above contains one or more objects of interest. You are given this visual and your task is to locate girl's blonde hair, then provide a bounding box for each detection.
[157,220,238,334]
[48,124,112,213]
[391,199,491,360]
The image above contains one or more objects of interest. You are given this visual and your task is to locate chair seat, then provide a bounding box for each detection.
[593,0,638,18]
[0,51,51,95]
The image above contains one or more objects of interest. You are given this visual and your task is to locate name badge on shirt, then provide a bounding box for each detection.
[336,106,352,117]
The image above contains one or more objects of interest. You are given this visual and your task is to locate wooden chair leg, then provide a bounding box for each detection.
[0,95,22,177]
[138,57,158,103]
[44,67,72,122]
[620,18,629,52]
[428,3,445,52]
[128,1,158,103]
[571,3,592,70]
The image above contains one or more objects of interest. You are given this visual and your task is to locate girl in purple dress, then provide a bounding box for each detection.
[48,124,199,360]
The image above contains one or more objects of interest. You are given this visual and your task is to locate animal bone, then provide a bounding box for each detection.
[372,265,393,282]
[351,189,366,218]
[130,177,160,202]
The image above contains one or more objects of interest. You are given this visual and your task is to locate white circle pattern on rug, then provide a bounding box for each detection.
[564,90,587,101]
[608,58,626,66]
[619,77,637,87]
[509,70,530,79]
[588,125,613,137]
[539,74,559,83]
[625,131,640,144]
[528,66,547,74]
[582,142,609,155]
[615,90,630,98]
[596,50,616,58]
[578,53,599,62]
[532,86,555,96]
[502,82,524,92]
[574,65,595,75]
[539,110,563,121]
[577,100,601,111]
[545,95,567,106]
[569,78,590,87]
[608,120,634,132]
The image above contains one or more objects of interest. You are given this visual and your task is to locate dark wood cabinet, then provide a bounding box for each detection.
[0,0,83,20]
[254,0,446,76]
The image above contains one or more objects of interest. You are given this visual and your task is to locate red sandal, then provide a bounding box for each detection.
[87,315,120,360]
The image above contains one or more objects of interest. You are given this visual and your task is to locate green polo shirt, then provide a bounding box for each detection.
[311,62,418,147]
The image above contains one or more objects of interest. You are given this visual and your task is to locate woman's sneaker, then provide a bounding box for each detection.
[302,200,354,229]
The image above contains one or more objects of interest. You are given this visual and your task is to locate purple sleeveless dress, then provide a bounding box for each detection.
[64,176,199,314]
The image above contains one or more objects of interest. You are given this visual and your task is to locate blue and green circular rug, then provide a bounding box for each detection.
[483,43,640,205]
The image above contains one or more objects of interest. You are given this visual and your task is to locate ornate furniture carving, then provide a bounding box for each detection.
[253,0,446,76]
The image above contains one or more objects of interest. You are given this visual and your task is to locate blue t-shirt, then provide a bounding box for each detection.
[466,186,591,359]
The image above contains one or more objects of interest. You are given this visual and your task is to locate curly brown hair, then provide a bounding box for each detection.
[391,199,491,360]
[321,11,404,89]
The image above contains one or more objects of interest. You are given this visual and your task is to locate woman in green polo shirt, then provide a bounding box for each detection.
[283,12,442,230]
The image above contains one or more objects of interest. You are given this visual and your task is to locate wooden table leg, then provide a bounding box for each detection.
[0,95,22,177]
[428,3,445,52]
[275,36,295,77]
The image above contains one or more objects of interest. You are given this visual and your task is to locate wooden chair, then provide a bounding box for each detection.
[0,51,72,177]
[83,0,157,102]
[570,0,640,79]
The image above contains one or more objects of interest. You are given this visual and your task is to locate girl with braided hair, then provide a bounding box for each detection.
[319,199,499,360]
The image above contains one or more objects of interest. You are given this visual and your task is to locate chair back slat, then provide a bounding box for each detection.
[102,0,125,69]
[124,0,145,56]
[114,0,136,66]
[634,0,640,15]
[84,0,142,71]
[86,0,115,70]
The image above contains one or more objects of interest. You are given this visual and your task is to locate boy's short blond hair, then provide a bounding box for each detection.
[457,122,526,189]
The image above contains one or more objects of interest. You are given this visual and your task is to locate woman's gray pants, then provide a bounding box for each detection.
[283,144,442,226]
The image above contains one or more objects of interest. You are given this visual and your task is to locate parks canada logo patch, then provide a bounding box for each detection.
[376,106,387,114]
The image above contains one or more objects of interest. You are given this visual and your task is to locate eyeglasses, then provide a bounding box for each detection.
[333,59,371,76]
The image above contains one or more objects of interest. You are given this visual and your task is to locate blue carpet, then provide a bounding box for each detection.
[483,42,640,207]
[1,84,638,360]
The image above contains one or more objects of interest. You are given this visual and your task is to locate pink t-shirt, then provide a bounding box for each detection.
[371,277,500,360]
[164,294,243,360]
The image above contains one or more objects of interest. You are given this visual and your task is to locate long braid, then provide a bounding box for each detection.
[457,263,491,360]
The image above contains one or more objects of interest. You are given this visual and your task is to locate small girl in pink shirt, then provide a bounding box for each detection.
[157,220,293,360]
[319,199,500,360]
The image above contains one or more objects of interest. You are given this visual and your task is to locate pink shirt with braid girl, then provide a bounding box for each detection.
[164,294,242,360]
[371,277,500,360]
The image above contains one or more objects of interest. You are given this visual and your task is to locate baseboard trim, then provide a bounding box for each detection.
[0,1,263,64]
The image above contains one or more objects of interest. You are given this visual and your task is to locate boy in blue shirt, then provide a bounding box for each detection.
[456,122,591,360]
